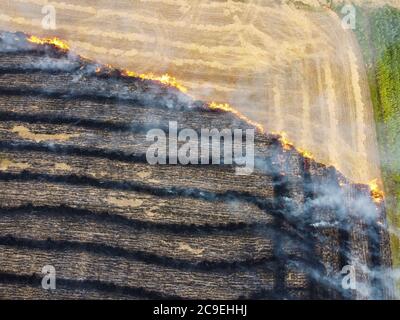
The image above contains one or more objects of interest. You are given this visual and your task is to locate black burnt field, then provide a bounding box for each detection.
[0,31,393,300]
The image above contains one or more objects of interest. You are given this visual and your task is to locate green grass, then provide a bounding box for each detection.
[339,4,400,270]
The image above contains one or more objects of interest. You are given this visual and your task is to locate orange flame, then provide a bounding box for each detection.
[208,102,265,133]
[270,131,313,158]
[368,179,384,204]
[298,149,314,160]
[121,70,187,93]
[272,131,294,151]
[27,35,70,51]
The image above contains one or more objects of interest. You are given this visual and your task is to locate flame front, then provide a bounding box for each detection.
[27,35,187,93]
[368,179,385,204]
[208,102,265,133]
[27,35,70,51]
[272,131,294,151]
[121,70,188,93]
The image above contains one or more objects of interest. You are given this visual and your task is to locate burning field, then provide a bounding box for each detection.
[0,0,385,187]
[0,30,394,300]
[0,0,398,300]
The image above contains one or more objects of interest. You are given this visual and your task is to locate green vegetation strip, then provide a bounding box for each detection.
[340,4,400,270]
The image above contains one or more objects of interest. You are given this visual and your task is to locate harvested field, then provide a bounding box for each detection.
[0,32,394,299]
